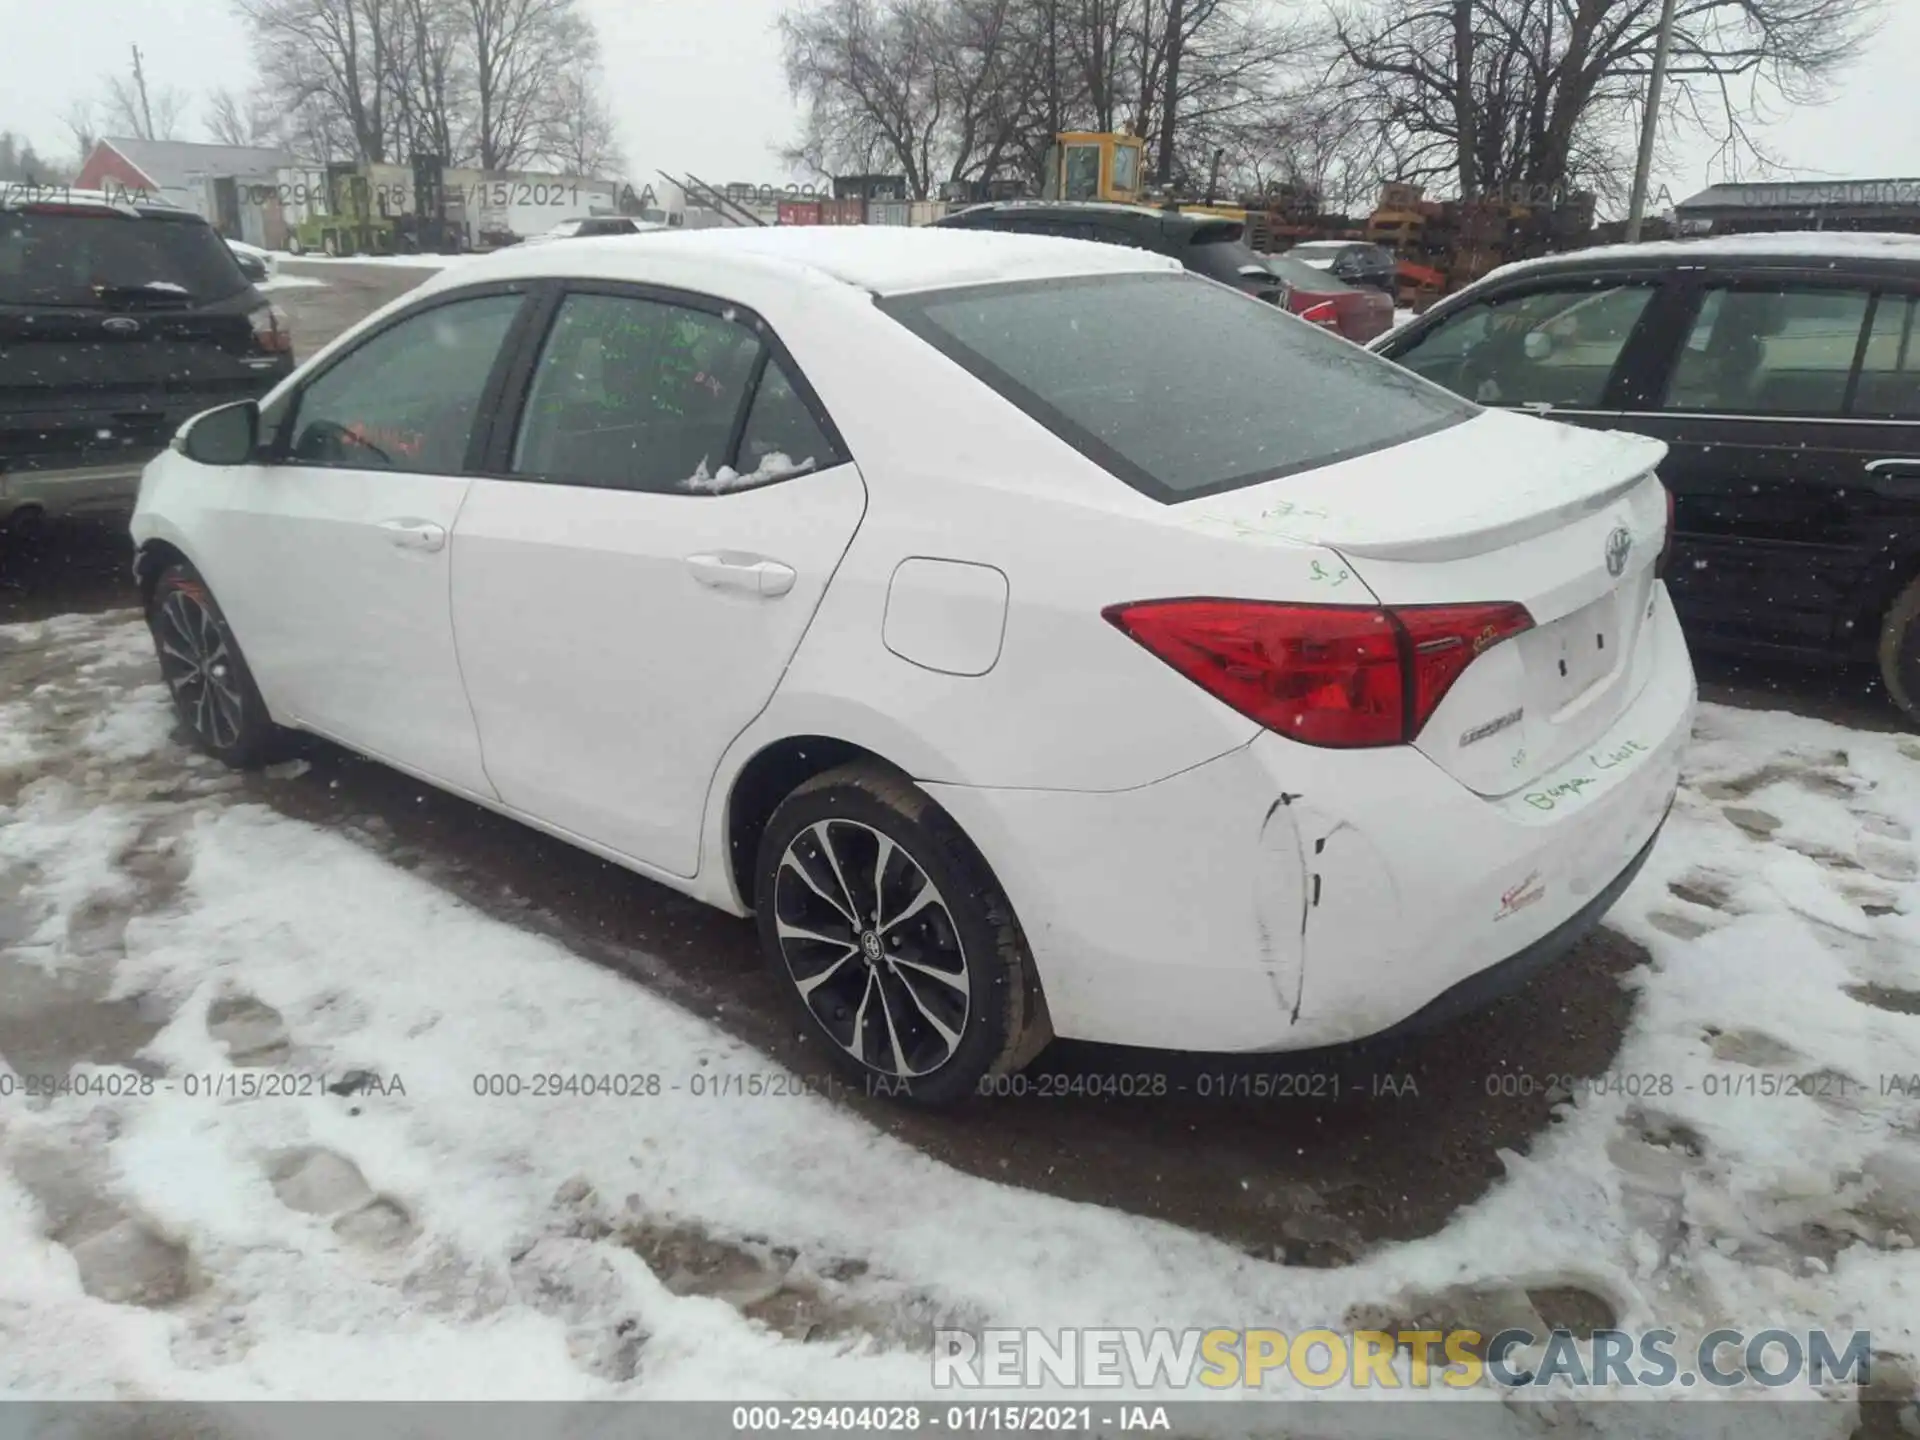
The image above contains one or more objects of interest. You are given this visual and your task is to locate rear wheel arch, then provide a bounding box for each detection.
[724,735,907,910]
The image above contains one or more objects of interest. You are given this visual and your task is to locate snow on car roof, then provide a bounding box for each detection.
[1487,230,1920,284]
[457,222,1182,295]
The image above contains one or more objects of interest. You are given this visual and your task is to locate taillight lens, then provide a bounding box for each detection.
[247,302,293,354]
[1104,598,1533,748]
[1297,300,1341,330]
[1655,483,1675,578]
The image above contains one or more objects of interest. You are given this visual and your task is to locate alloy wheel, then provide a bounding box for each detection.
[153,587,245,751]
[773,819,970,1079]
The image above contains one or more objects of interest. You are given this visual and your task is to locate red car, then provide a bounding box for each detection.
[1260,253,1396,344]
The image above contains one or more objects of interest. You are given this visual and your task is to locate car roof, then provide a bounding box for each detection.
[443,223,1182,296]
[1484,230,1920,284]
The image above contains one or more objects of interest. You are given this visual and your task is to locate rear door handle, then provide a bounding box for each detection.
[379,518,447,552]
[1863,458,1920,497]
[687,552,797,597]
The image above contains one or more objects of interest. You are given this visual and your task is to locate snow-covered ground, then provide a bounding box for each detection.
[1,613,1916,1429]
[257,274,328,293]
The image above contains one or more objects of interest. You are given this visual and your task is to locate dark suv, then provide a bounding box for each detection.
[1281,240,1399,295]
[0,188,295,530]
[933,201,1286,302]
[1373,233,1920,715]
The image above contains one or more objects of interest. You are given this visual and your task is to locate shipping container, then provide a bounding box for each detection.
[909,199,949,227]
[819,197,867,225]
[777,200,822,226]
[868,200,911,226]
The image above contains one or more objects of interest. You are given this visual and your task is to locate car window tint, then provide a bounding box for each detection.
[1666,285,1870,415]
[1854,294,1920,418]
[1392,282,1654,408]
[511,291,763,491]
[0,210,248,307]
[733,359,835,485]
[881,270,1472,502]
[288,293,521,472]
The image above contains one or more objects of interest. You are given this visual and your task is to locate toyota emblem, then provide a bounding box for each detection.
[1604,526,1633,578]
[101,316,142,335]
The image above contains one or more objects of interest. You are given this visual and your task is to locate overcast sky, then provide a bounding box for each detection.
[3,0,1918,205]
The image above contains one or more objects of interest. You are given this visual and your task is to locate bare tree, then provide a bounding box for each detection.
[205,87,285,147]
[386,0,466,161]
[461,0,595,171]
[102,61,190,141]
[544,68,624,176]
[235,0,397,162]
[1324,0,1885,201]
[64,101,99,162]
[0,132,74,185]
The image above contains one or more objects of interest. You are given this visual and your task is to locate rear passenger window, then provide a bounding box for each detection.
[1666,285,1870,415]
[736,360,834,482]
[1855,294,1920,418]
[511,292,762,492]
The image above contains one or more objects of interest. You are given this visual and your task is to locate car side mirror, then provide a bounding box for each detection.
[173,400,260,466]
[1524,330,1555,362]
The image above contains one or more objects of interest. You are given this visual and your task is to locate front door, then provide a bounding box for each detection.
[202,288,528,795]
[451,285,866,877]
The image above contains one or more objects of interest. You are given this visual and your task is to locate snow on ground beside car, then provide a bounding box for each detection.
[1391,307,1418,331]
[256,275,328,293]
[0,613,1915,1427]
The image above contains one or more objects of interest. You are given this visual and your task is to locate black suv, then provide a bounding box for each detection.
[0,188,295,530]
[933,201,1285,302]
[1374,233,1920,716]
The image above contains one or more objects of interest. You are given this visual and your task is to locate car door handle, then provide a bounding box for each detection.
[379,519,447,552]
[686,553,797,597]
[1863,458,1920,497]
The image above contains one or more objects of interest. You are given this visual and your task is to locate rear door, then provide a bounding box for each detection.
[1605,268,1920,657]
[0,204,279,478]
[451,283,866,878]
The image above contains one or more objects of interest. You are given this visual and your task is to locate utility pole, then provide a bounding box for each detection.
[1624,0,1679,243]
[1046,0,1060,137]
[130,45,156,140]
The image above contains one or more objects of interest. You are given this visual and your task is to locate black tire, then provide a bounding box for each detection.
[1879,576,1920,726]
[146,562,285,768]
[754,762,1050,1107]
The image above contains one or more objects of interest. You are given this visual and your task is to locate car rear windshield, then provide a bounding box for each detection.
[0,208,248,308]
[880,271,1471,502]
[1262,253,1359,292]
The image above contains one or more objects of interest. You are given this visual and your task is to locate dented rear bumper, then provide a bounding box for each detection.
[922,587,1695,1054]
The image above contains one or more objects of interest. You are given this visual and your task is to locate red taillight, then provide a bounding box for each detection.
[1297,300,1341,330]
[1103,598,1533,748]
[248,301,293,355]
[1655,483,1675,578]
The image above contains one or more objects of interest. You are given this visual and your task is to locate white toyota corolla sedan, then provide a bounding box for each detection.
[130,226,1696,1104]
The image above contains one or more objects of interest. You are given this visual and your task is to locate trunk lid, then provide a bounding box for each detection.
[1182,408,1670,794]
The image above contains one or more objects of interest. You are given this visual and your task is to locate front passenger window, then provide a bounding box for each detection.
[289,293,522,472]
[1392,282,1655,408]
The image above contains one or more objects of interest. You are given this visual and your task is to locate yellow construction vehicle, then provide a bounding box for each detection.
[1041,132,1147,204]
